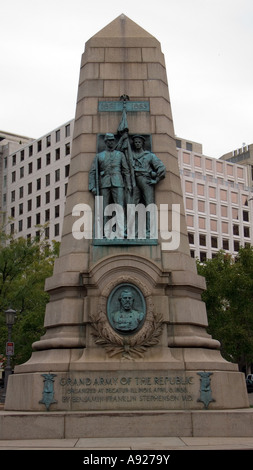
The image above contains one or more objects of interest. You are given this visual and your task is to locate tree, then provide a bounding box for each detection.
[0,232,59,366]
[197,246,253,372]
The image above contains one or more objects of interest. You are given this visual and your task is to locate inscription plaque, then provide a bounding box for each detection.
[58,371,196,410]
[98,101,150,112]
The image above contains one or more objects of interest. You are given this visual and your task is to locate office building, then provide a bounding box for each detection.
[178,139,253,260]
[0,121,73,242]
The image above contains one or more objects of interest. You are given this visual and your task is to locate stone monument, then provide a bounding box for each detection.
[4,14,250,438]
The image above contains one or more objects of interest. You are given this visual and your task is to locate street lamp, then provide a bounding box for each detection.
[3,308,16,397]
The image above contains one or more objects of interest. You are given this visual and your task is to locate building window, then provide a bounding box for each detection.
[210,219,217,232]
[37,178,41,191]
[199,217,206,230]
[176,139,182,148]
[198,200,205,212]
[55,205,60,218]
[11,207,15,218]
[27,199,32,211]
[11,190,15,202]
[54,223,60,237]
[36,195,41,208]
[216,161,223,173]
[222,222,229,234]
[55,129,61,142]
[210,203,216,215]
[28,182,32,194]
[46,135,51,147]
[65,164,70,177]
[37,140,42,152]
[197,184,204,196]
[200,252,207,262]
[55,169,60,182]
[45,227,50,239]
[28,162,33,174]
[185,181,193,193]
[220,189,227,201]
[45,209,50,222]
[223,239,229,250]
[65,124,70,137]
[37,158,42,170]
[231,192,238,204]
[194,155,201,167]
[234,240,240,252]
[199,234,206,246]
[45,191,50,204]
[233,224,239,236]
[12,171,16,183]
[221,206,228,218]
[20,167,24,178]
[27,217,32,229]
[209,187,216,198]
[55,187,60,200]
[10,223,15,235]
[18,220,23,232]
[55,148,60,160]
[45,174,50,186]
[186,215,194,227]
[19,203,23,215]
[232,208,239,220]
[211,236,218,248]
[244,226,250,238]
[242,195,248,206]
[243,211,249,222]
[237,167,244,179]
[65,142,70,155]
[188,233,194,244]
[227,165,234,176]
[36,213,41,225]
[183,152,190,165]
[19,186,24,198]
[186,142,193,152]
[20,150,24,161]
[29,145,33,156]
[186,198,193,210]
[46,153,51,165]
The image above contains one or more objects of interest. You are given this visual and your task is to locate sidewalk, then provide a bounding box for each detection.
[1,436,253,450]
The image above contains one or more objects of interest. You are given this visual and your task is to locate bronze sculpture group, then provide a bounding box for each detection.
[89,132,166,238]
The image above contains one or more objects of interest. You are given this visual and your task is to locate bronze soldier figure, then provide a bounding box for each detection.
[132,135,166,236]
[89,133,131,237]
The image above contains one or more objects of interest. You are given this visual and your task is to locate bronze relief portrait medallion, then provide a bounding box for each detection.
[107,283,146,335]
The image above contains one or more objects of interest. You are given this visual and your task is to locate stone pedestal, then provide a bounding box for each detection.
[5,14,249,416]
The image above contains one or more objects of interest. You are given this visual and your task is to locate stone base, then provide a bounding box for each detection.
[4,366,249,412]
[1,409,253,440]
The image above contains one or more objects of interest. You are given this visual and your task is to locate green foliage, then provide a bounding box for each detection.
[0,232,59,366]
[197,246,253,370]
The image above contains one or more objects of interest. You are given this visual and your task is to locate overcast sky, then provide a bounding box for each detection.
[1,0,252,158]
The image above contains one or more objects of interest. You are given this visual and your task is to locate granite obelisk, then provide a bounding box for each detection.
[5,14,248,413]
